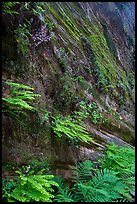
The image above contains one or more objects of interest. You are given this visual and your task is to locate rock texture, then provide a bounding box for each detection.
[2,2,135,174]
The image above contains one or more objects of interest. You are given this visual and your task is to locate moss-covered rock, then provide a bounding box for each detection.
[2,2,135,176]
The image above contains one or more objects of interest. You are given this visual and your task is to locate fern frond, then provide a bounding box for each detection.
[99,143,135,177]
[72,160,95,182]
[54,186,75,202]
[51,115,93,143]
[72,160,132,202]
[2,81,41,117]
[5,81,34,90]
[8,171,58,202]
[2,98,36,111]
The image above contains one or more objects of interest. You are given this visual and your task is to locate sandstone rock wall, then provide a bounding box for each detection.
[2,2,135,172]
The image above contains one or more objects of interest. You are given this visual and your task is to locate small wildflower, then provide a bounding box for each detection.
[26,165,31,173]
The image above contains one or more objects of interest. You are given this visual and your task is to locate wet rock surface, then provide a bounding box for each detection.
[2,2,134,182]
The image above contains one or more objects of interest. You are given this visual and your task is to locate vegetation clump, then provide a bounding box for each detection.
[2,2,19,15]
[51,114,93,144]
[54,143,135,202]
[14,22,31,55]
[2,168,58,202]
[2,81,41,118]
[2,2,135,203]
[2,143,135,202]
[73,101,107,124]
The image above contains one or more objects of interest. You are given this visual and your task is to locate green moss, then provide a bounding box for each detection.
[79,79,90,90]
[89,33,117,86]
[58,9,80,36]
[46,2,81,44]
[44,2,130,103]
[84,23,130,100]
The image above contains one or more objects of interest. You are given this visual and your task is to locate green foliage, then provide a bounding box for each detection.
[55,156,134,202]
[116,80,127,104]
[53,176,75,202]
[24,2,54,33]
[54,144,134,202]
[2,163,15,171]
[88,26,129,100]
[99,143,135,181]
[40,112,49,125]
[2,81,41,118]
[73,101,90,120]
[72,160,96,182]
[3,144,134,202]
[14,22,31,55]
[2,2,19,15]
[57,5,80,42]
[117,95,124,107]
[102,23,117,58]
[44,17,55,33]
[74,101,106,124]
[24,2,45,16]
[51,115,93,144]
[54,73,78,112]
[32,3,45,16]
[128,72,135,90]
[95,68,109,93]
[2,178,16,202]
[76,75,85,83]
[18,160,51,175]
[55,187,75,202]
[78,77,91,90]
[3,169,58,202]
[98,143,135,200]
[56,47,68,71]
[74,168,129,202]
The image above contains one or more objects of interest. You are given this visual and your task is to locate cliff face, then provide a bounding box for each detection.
[2,2,135,174]
[79,2,135,69]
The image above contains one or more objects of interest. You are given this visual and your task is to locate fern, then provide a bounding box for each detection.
[99,143,135,186]
[2,81,41,118]
[5,170,58,202]
[55,144,135,202]
[55,165,129,202]
[73,165,131,202]
[74,181,113,202]
[97,143,135,200]
[52,175,65,188]
[54,186,75,202]
[72,160,96,182]
[53,176,75,202]
[51,115,93,144]
[91,169,129,200]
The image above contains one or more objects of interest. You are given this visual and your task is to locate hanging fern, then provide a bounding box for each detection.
[2,81,41,118]
[51,115,93,144]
